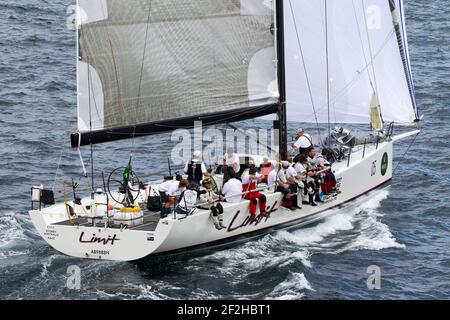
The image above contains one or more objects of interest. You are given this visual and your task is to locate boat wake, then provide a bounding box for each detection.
[186,188,405,299]
[0,212,37,260]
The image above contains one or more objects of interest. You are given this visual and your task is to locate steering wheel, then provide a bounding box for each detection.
[107,167,141,205]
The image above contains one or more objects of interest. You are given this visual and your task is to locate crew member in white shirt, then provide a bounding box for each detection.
[292,128,313,155]
[158,179,189,217]
[175,182,199,216]
[286,161,303,209]
[220,169,243,204]
[223,146,240,178]
[267,163,280,189]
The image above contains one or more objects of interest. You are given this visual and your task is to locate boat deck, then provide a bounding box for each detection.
[52,210,161,232]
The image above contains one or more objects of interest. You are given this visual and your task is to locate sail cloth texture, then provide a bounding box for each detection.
[284,0,418,125]
[77,0,279,136]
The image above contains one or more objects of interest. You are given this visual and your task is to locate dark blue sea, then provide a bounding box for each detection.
[0,0,449,299]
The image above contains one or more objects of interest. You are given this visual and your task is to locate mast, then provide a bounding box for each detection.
[275,0,288,160]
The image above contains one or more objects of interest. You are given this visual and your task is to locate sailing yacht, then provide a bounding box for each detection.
[29,0,420,261]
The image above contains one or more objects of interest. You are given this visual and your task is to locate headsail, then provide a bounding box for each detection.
[284,0,419,125]
[73,0,279,147]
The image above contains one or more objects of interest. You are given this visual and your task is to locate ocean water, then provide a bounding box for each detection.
[0,0,449,300]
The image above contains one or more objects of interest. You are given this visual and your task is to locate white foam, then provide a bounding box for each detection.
[0,249,31,259]
[276,212,355,247]
[272,189,404,253]
[0,212,30,248]
[39,254,58,277]
[344,216,406,251]
[341,189,406,252]
[266,272,313,300]
[204,236,312,278]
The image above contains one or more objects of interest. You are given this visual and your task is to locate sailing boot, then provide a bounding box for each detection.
[211,215,221,230]
[302,188,310,205]
[309,194,318,206]
[281,198,295,211]
[315,194,324,203]
[160,207,170,218]
[292,194,302,210]
[218,214,227,229]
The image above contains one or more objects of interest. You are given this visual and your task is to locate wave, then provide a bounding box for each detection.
[340,190,406,252]
[0,212,37,251]
[266,272,313,300]
[272,189,405,254]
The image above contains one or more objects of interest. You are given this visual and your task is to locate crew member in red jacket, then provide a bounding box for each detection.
[259,156,273,183]
[242,167,267,217]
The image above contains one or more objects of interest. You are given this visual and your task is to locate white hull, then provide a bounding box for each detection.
[30,140,396,261]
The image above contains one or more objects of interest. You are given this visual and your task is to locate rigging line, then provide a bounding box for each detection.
[79,28,102,122]
[87,55,94,191]
[132,0,153,153]
[77,128,88,178]
[362,0,379,95]
[226,123,277,155]
[51,142,67,192]
[84,43,101,133]
[99,0,126,125]
[352,0,375,92]
[325,0,331,137]
[288,0,323,146]
[298,29,396,120]
[393,132,419,174]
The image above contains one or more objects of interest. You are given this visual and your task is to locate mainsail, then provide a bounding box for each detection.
[284,0,419,125]
[73,0,279,147]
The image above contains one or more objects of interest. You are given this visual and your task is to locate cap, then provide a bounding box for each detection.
[202,177,212,185]
[249,167,257,175]
[282,161,290,169]
[297,128,304,134]
[192,150,201,161]
[263,156,269,164]
[188,182,198,190]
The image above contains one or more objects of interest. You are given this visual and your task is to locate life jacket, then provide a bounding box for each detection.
[242,177,258,197]
[187,161,203,182]
[178,189,198,211]
[259,163,272,178]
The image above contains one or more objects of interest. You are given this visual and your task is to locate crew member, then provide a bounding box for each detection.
[220,169,243,204]
[158,179,189,218]
[296,154,319,206]
[242,167,267,217]
[175,182,199,216]
[223,147,241,180]
[259,156,273,183]
[292,128,313,155]
[184,150,209,184]
[198,177,226,230]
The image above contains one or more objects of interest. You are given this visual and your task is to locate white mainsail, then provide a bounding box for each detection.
[284,0,418,125]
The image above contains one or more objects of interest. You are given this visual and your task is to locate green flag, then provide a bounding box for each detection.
[123,157,132,189]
